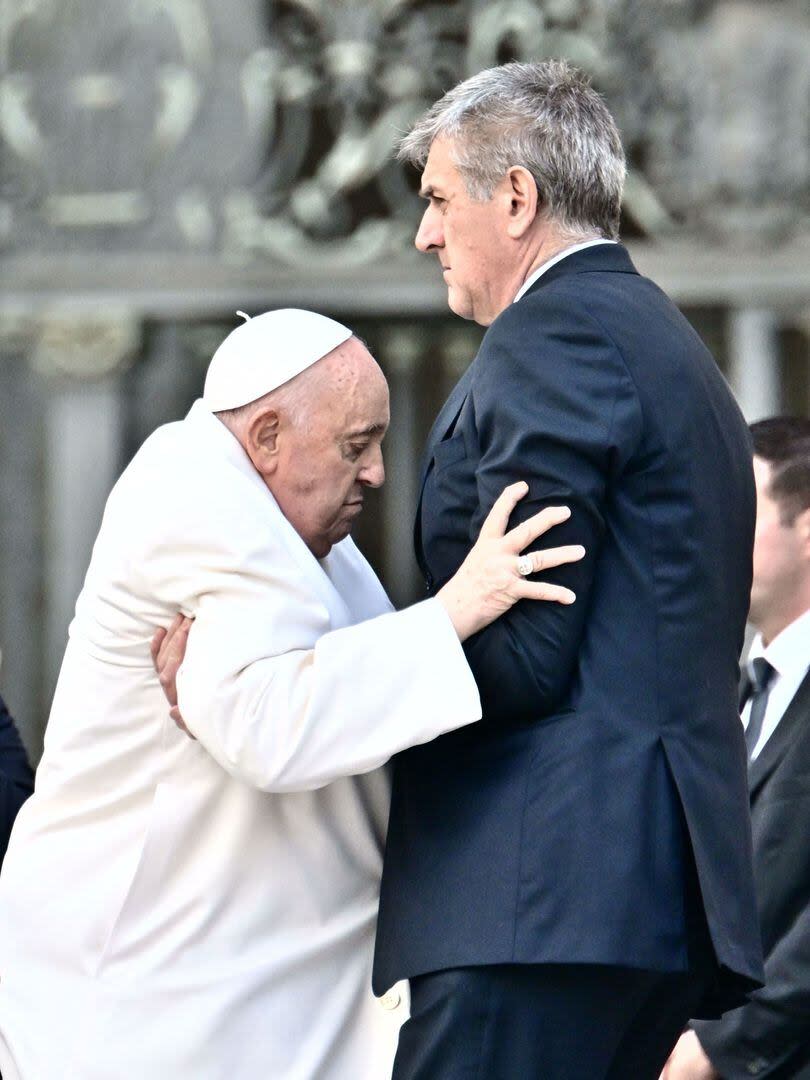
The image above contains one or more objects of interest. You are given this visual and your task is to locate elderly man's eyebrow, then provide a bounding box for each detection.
[419,183,436,200]
[345,423,387,439]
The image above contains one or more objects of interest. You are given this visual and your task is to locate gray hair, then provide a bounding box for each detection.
[399,59,626,241]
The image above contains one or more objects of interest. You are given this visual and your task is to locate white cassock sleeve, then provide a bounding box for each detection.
[171,529,481,792]
[179,598,479,792]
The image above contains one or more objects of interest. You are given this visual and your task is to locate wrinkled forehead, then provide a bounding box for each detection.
[308,341,389,428]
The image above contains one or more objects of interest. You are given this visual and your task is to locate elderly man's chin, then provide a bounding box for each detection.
[319,506,364,555]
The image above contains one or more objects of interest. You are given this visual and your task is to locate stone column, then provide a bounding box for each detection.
[31,312,140,753]
[379,327,423,607]
[727,308,781,422]
[0,317,44,759]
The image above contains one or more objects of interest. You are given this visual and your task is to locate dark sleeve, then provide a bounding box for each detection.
[462,298,642,721]
[692,878,810,1077]
[0,693,34,865]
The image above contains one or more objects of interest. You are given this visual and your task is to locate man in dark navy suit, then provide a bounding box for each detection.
[664,418,810,1079]
[373,59,764,1078]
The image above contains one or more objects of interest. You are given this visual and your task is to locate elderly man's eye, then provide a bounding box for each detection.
[345,443,367,461]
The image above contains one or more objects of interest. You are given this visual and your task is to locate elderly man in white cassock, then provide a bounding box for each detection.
[0,309,582,1080]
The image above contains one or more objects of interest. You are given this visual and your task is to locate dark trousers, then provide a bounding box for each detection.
[391,963,711,1080]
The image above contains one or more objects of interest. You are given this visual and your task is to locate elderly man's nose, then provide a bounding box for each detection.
[360,451,385,488]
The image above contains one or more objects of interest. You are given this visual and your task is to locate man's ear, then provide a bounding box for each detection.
[244,407,281,478]
[505,165,540,239]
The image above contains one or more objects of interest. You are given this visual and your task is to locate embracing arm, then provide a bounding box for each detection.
[156,486,583,792]
[177,594,483,792]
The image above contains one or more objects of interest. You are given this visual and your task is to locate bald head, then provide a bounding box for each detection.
[223,336,390,558]
[302,334,388,421]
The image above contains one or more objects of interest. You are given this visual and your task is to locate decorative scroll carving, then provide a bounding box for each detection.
[1,0,807,261]
[607,0,810,242]
[224,0,627,262]
[0,0,267,251]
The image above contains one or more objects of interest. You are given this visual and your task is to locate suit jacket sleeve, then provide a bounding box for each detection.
[0,694,34,865]
[462,297,642,720]
[692,901,810,1077]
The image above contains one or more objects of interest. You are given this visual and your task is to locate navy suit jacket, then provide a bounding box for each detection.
[693,668,810,1077]
[0,694,34,869]
[373,244,763,1015]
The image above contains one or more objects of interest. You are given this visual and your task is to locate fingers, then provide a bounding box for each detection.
[156,616,193,707]
[150,626,168,665]
[507,504,571,551]
[170,706,196,741]
[157,616,192,671]
[151,613,184,667]
[478,481,529,540]
[517,580,577,605]
[524,543,585,574]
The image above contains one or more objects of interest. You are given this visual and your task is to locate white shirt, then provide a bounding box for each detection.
[743,607,810,760]
[512,239,618,303]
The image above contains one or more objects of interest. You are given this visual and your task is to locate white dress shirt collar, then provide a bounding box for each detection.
[748,607,810,680]
[744,607,810,758]
[512,239,618,304]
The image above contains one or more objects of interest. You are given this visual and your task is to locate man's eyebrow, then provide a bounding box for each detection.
[344,423,387,439]
[419,183,436,200]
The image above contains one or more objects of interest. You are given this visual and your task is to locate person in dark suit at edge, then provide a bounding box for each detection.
[663,417,810,1080]
[372,58,764,1079]
[0,655,34,870]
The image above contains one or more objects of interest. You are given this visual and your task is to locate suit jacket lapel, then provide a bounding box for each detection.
[749,667,810,802]
[418,363,475,490]
[413,362,475,580]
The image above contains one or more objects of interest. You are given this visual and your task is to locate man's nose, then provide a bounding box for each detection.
[359,448,385,488]
[415,205,442,253]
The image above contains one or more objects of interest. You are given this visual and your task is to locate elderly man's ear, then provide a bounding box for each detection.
[244,408,281,477]
[505,165,540,239]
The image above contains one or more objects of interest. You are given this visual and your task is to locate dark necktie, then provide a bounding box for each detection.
[745,657,776,759]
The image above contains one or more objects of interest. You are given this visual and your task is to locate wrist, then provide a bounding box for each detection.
[436,582,475,642]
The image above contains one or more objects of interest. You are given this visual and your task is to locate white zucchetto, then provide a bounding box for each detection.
[203,308,354,412]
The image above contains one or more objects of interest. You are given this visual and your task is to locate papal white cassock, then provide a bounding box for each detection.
[0,400,481,1080]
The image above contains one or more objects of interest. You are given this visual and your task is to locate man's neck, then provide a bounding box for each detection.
[757,599,810,649]
[485,228,606,325]
[522,231,602,284]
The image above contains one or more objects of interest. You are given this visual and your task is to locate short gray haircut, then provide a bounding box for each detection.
[399,59,626,241]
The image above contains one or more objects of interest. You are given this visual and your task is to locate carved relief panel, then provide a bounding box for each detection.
[2,0,807,262]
